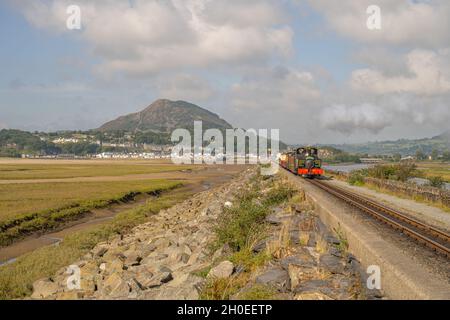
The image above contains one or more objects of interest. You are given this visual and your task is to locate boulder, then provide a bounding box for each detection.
[255,267,289,291]
[133,271,155,290]
[319,254,345,274]
[31,279,60,299]
[144,272,173,289]
[92,246,108,258]
[208,261,234,279]
[103,273,130,298]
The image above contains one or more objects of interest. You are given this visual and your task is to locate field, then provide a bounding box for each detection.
[416,162,450,182]
[0,160,194,180]
[0,180,180,223]
[0,160,196,247]
[0,159,245,299]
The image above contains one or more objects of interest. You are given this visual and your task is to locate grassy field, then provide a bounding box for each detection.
[0,162,194,180]
[416,162,450,182]
[0,188,191,300]
[0,180,181,246]
[0,160,197,245]
[0,180,180,222]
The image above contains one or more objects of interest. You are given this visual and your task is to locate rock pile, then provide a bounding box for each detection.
[232,201,381,300]
[31,168,256,300]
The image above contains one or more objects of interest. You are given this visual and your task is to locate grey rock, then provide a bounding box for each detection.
[280,255,316,270]
[146,272,173,288]
[294,279,333,296]
[319,254,345,274]
[208,261,234,279]
[265,214,282,225]
[255,267,289,291]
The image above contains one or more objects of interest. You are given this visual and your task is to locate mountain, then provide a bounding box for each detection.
[98,99,233,133]
[329,131,450,156]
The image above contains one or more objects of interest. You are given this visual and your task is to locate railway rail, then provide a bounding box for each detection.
[307,178,450,258]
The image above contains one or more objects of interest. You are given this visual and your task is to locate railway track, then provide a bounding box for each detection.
[308,179,450,258]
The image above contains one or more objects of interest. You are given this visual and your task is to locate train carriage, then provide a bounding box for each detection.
[279,147,324,178]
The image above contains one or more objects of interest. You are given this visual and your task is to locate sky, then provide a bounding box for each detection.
[0,0,449,144]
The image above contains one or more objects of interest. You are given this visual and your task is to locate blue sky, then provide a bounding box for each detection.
[1,0,449,144]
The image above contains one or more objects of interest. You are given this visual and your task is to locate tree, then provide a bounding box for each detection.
[431,149,439,161]
[415,149,426,161]
[443,150,450,161]
[393,153,402,162]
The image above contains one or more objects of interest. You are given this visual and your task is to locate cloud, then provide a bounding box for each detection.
[12,0,293,77]
[320,104,392,134]
[307,0,450,48]
[156,74,215,102]
[351,49,450,95]
[223,66,322,141]
[319,94,450,136]
[230,66,320,112]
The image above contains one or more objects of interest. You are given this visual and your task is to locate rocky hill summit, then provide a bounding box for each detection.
[98,99,233,133]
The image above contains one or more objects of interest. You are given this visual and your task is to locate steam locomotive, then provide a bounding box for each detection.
[279,147,324,178]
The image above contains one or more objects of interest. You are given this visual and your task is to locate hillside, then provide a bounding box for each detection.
[98,99,233,133]
[332,132,450,156]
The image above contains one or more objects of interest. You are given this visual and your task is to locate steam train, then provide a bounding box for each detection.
[279,147,324,178]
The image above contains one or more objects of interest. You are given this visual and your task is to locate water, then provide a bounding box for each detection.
[323,164,372,173]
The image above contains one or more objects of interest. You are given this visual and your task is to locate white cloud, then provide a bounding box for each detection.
[231,66,320,112]
[307,0,450,48]
[12,0,293,77]
[351,49,450,95]
[156,74,215,102]
[320,104,392,134]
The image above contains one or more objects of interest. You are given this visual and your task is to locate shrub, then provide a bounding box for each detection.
[348,171,365,186]
[427,176,445,189]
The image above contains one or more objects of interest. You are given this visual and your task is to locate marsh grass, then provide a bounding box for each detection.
[0,186,190,300]
[0,163,195,180]
[0,180,182,246]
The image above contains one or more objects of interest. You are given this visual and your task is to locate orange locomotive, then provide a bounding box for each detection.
[279,147,324,178]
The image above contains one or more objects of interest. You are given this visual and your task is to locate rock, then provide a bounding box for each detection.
[123,251,142,267]
[153,238,171,249]
[280,249,316,268]
[92,246,108,258]
[294,292,333,300]
[212,244,231,261]
[252,240,267,253]
[103,273,130,298]
[287,264,317,290]
[208,261,234,279]
[319,254,345,274]
[224,201,233,208]
[294,279,334,298]
[144,272,174,289]
[328,247,343,258]
[265,214,282,225]
[31,279,60,299]
[133,271,155,290]
[107,259,124,273]
[255,267,289,291]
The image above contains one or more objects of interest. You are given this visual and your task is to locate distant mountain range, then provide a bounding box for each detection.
[328,131,450,156]
[98,99,233,133]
